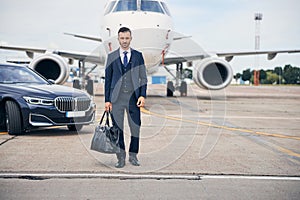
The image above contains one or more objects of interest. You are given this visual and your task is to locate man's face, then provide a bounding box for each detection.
[118,31,132,50]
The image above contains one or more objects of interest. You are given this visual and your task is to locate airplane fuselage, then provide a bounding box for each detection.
[101,0,174,74]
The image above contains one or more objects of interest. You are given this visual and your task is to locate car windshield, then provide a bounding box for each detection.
[0,65,49,84]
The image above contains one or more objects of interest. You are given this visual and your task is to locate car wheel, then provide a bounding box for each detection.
[67,124,83,131]
[5,101,23,135]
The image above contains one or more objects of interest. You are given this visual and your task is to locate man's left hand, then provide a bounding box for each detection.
[137,96,145,108]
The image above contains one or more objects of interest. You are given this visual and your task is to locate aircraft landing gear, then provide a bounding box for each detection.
[72,59,94,96]
[73,79,80,89]
[180,81,187,97]
[166,81,187,97]
[164,62,188,97]
[167,81,175,97]
[86,79,94,95]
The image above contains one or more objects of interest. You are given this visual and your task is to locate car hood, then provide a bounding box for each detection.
[2,84,89,98]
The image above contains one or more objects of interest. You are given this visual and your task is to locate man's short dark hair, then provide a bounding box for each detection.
[118,27,131,35]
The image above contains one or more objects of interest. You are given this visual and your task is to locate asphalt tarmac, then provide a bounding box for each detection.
[0,84,299,199]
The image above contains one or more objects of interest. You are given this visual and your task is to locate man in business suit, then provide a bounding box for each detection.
[105,27,147,168]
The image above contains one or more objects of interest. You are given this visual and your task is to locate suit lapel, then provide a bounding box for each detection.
[130,49,136,67]
[112,49,122,74]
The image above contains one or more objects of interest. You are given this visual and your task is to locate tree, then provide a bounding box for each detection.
[274,66,283,76]
[259,69,267,84]
[266,71,278,84]
[242,69,251,83]
[237,65,299,85]
[283,65,300,84]
[274,67,283,84]
[283,64,292,72]
[234,73,241,83]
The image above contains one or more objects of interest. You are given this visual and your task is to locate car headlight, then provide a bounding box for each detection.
[23,96,54,106]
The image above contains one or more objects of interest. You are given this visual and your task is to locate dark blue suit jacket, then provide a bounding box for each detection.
[105,48,148,103]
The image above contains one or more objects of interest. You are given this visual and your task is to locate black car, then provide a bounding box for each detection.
[0,63,96,135]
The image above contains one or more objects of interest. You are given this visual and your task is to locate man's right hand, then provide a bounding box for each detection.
[105,102,112,111]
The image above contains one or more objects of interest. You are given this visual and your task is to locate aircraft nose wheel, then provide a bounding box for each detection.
[86,79,94,95]
[180,81,187,97]
[73,79,80,89]
[165,62,189,97]
[167,81,175,97]
[166,81,187,97]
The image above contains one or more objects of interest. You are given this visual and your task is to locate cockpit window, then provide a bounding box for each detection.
[141,0,164,14]
[113,0,137,12]
[104,1,116,15]
[107,0,170,15]
[161,2,171,16]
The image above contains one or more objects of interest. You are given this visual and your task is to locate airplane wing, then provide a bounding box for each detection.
[0,45,46,53]
[0,44,46,59]
[54,50,102,64]
[164,47,300,65]
[163,55,205,65]
[0,44,103,64]
[216,50,300,62]
[166,31,300,64]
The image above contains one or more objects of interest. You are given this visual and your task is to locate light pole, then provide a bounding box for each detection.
[254,13,263,86]
[254,13,263,51]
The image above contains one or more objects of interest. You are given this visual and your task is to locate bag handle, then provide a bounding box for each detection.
[99,110,115,127]
[106,111,117,127]
[105,111,111,126]
[109,111,116,125]
[99,111,107,125]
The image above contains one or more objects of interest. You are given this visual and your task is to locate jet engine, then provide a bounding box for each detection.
[29,54,69,84]
[193,57,233,90]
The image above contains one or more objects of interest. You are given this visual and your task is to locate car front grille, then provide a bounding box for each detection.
[54,97,91,112]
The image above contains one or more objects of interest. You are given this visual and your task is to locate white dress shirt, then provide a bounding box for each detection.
[120,48,131,65]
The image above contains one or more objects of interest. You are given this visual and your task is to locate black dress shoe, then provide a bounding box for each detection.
[129,155,140,166]
[115,159,125,168]
[115,152,126,168]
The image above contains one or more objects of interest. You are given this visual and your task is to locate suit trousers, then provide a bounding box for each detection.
[112,91,141,154]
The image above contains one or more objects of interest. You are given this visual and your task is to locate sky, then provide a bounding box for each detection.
[0,0,300,74]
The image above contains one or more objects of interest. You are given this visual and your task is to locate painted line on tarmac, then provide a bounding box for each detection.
[0,173,200,180]
[141,107,300,158]
[197,116,300,120]
[141,108,300,141]
[0,173,300,181]
[201,175,300,181]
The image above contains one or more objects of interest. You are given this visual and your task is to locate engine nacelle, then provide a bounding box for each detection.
[193,57,233,90]
[29,54,69,84]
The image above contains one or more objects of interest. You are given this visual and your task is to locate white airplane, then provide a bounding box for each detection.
[1,0,300,96]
